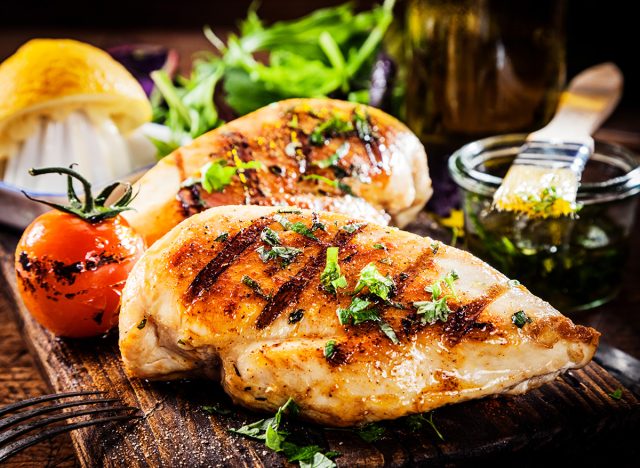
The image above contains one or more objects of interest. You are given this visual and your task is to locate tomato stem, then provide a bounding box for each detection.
[23,165,136,223]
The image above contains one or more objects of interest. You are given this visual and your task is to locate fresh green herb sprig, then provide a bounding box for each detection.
[337,297,399,344]
[242,275,271,300]
[150,0,397,156]
[198,159,262,193]
[413,271,460,325]
[324,340,337,359]
[312,142,350,169]
[274,214,318,240]
[353,263,395,301]
[230,398,339,467]
[321,247,348,294]
[405,413,444,440]
[257,227,302,267]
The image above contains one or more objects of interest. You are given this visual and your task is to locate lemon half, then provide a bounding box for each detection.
[0,39,152,158]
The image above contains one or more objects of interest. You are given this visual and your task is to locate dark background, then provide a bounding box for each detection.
[1,0,638,124]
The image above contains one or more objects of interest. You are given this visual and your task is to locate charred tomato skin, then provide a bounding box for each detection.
[15,211,145,338]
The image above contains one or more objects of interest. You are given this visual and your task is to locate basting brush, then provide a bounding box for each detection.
[493,63,623,218]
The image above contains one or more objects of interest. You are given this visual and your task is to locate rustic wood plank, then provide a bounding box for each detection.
[1,231,639,467]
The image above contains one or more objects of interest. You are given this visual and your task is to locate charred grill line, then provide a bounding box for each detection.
[443,284,509,346]
[392,248,436,298]
[177,185,206,218]
[255,226,361,329]
[185,217,273,302]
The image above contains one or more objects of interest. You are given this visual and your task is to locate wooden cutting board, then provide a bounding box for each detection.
[1,226,639,468]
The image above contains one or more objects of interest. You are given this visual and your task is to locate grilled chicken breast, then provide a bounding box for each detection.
[123,98,430,246]
[119,206,599,426]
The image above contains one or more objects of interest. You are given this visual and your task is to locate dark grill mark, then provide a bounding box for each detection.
[177,184,206,218]
[185,217,272,302]
[392,248,435,297]
[255,227,360,329]
[93,311,104,325]
[443,284,508,346]
[228,132,265,204]
[52,261,83,285]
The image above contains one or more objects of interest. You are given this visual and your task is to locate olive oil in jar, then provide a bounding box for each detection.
[406,0,566,211]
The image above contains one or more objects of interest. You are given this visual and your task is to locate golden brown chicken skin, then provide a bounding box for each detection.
[119,206,599,426]
[123,98,430,246]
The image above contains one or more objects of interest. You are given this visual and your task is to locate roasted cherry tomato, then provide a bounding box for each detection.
[15,166,145,338]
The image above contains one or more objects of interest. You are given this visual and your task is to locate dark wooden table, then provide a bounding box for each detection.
[1,29,640,468]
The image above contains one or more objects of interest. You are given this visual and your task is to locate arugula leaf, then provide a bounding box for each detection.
[321,247,347,294]
[353,263,395,300]
[312,142,350,169]
[274,214,318,240]
[299,452,337,468]
[355,423,385,442]
[430,242,440,254]
[257,245,302,267]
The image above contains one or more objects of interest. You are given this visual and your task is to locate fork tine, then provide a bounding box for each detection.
[0,405,139,446]
[0,398,120,431]
[0,413,140,463]
[0,391,106,417]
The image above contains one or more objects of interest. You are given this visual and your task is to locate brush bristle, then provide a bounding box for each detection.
[493,165,579,218]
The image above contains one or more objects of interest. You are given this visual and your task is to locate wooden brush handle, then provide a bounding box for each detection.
[528,62,623,146]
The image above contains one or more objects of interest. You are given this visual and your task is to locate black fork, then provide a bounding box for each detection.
[0,391,141,462]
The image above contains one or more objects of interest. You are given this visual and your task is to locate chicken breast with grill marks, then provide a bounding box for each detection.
[119,206,599,426]
[123,98,430,246]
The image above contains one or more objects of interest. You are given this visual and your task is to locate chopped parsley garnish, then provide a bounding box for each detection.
[261,227,280,246]
[241,275,270,300]
[413,271,460,325]
[341,222,365,234]
[337,297,399,344]
[215,232,229,242]
[200,159,262,192]
[373,243,386,250]
[312,142,350,169]
[230,398,339,467]
[137,318,147,330]
[269,165,285,176]
[202,402,233,416]
[320,247,348,294]
[405,413,444,440]
[355,423,385,442]
[608,388,623,400]
[337,297,378,325]
[378,321,400,345]
[324,340,337,359]
[311,214,326,232]
[288,309,304,324]
[303,174,354,195]
[511,310,532,328]
[309,115,354,146]
[508,279,521,287]
[257,246,302,267]
[274,214,318,240]
[430,242,440,254]
[353,263,395,301]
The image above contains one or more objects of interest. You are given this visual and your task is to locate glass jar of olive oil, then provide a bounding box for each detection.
[449,134,640,312]
[405,0,566,212]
